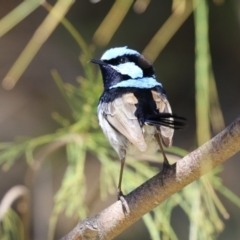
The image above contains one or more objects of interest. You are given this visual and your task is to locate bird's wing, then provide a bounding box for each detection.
[102,93,147,152]
[150,90,174,147]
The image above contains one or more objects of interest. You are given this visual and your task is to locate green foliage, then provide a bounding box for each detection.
[0,209,24,240]
[0,1,240,240]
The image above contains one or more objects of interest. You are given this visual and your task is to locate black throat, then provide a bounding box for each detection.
[99,65,129,89]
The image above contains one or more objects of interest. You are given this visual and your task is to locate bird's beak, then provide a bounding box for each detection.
[89,59,107,65]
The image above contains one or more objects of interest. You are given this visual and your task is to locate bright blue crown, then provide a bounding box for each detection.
[101,46,140,60]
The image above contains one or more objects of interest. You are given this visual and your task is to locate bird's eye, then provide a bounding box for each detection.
[119,57,128,64]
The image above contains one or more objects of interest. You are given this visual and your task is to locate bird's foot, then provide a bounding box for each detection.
[160,159,172,186]
[117,189,130,215]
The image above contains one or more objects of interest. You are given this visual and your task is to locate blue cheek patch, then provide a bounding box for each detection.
[110,77,162,89]
[111,62,143,79]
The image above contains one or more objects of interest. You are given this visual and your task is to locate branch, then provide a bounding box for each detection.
[61,117,240,240]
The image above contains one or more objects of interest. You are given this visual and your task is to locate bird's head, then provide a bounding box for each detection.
[90,46,155,89]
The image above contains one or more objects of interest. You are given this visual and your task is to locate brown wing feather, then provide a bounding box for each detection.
[103,93,147,152]
[151,90,174,147]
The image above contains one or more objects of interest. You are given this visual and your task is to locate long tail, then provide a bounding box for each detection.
[145,113,186,130]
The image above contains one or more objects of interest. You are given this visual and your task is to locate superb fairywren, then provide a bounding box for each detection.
[91,46,185,200]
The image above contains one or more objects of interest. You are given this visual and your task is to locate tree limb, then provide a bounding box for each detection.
[61,117,240,240]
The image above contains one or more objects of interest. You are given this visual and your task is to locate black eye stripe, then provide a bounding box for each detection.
[104,55,131,65]
[119,56,129,64]
[103,54,155,78]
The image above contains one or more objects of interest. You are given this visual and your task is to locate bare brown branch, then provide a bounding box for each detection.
[61,117,240,240]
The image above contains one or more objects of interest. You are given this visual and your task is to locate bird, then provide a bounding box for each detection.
[90,46,185,200]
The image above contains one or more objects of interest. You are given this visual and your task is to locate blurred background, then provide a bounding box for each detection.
[0,0,240,239]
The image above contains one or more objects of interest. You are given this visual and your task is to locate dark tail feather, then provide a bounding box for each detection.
[145,113,186,130]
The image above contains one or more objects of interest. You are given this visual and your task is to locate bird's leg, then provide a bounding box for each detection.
[155,133,171,182]
[117,157,130,214]
[117,159,125,200]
